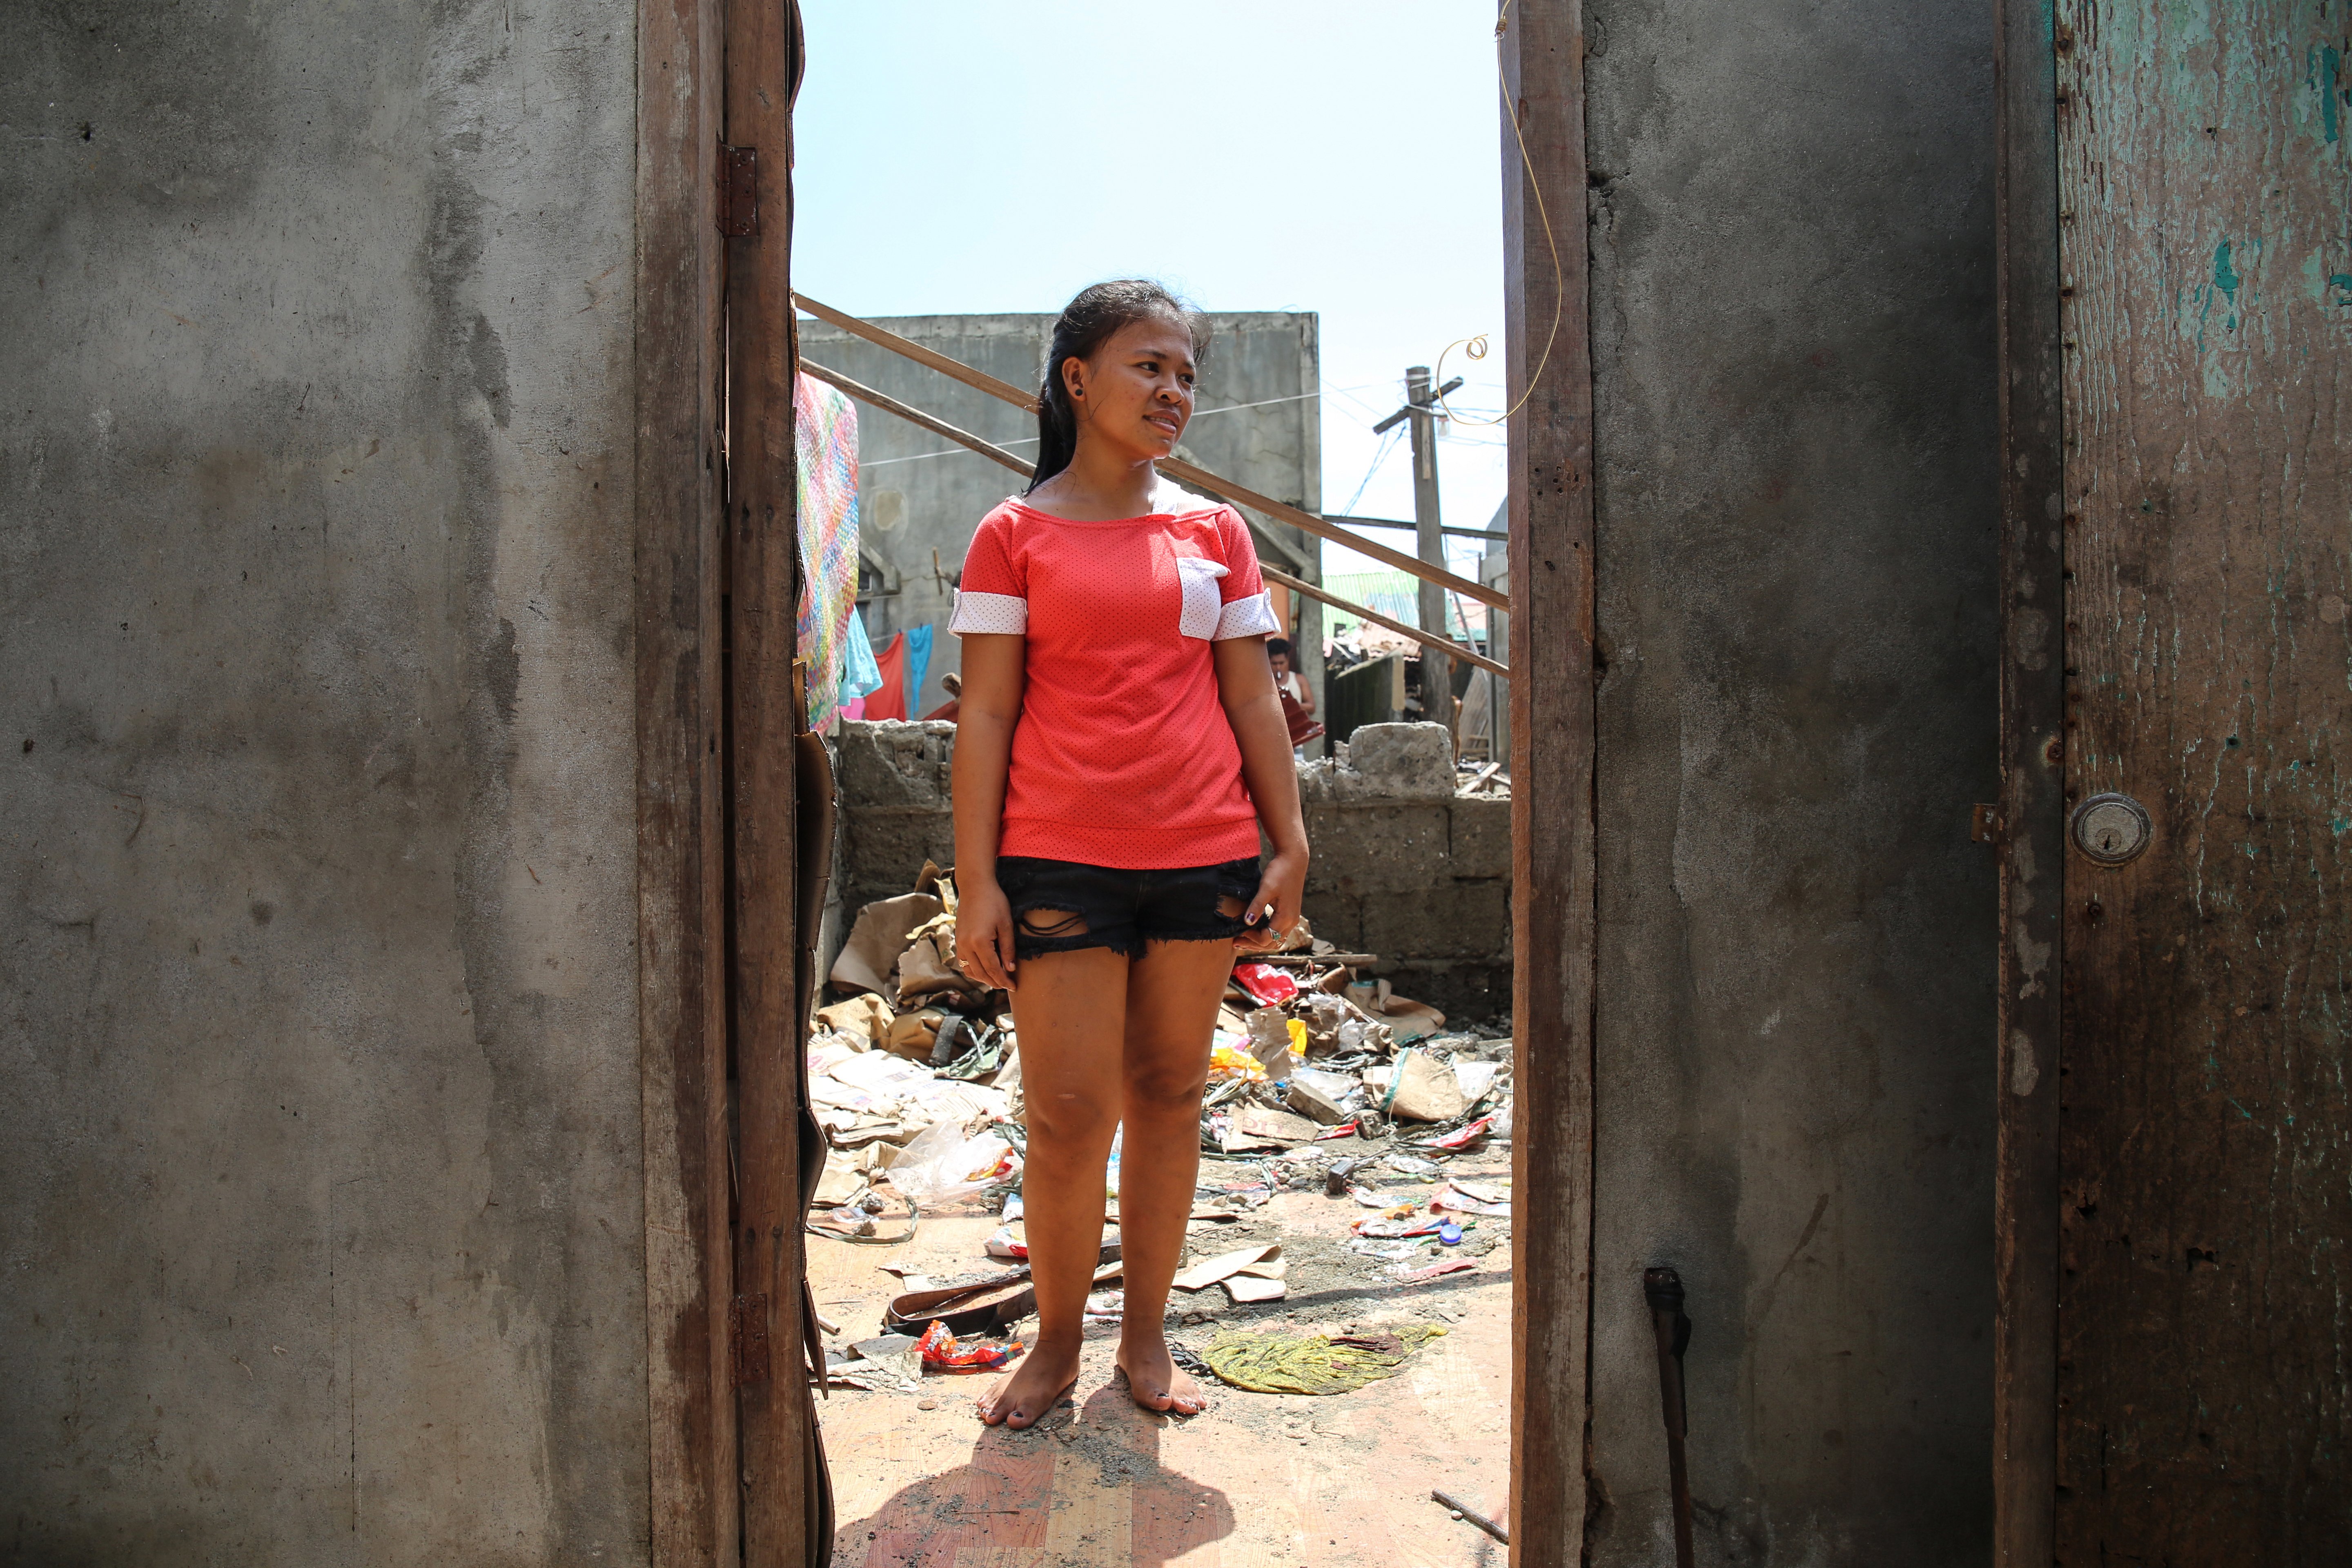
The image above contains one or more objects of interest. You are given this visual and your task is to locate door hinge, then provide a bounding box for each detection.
[718,145,760,236]
[730,1293,771,1387]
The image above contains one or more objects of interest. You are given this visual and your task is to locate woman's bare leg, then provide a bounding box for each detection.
[1112,934,1236,1414]
[978,933,1127,1428]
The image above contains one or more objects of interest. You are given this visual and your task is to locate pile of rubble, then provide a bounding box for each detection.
[800,860,1515,1250]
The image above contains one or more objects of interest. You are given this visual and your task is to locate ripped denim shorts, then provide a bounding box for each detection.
[993,855,1264,962]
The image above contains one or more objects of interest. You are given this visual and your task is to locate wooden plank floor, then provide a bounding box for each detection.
[813,1167,1514,1568]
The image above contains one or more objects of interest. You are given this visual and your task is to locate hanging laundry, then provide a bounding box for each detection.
[902,624,933,715]
[837,607,883,719]
[866,631,910,721]
[795,372,862,731]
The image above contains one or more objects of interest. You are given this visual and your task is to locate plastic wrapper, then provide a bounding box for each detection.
[1232,962,1301,1007]
[887,1122,1018,1207]
[1209,1040,1268,1082]
[915,1319,1019,1371]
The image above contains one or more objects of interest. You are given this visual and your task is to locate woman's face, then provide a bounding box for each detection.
[1067,312,1196,462]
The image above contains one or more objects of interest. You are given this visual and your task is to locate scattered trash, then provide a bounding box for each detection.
[915,1319,1020,1372]
[803,865,1517,1357]
[889,1122,1019,1209]
[1232,962,1301,1007]
[1199,1325,1448,1395]
[1172,1243,1281,1293]
[1223,1254,1290,1304]
[1432,1181,1512,1218]
[1422,1117,1496,1152]
[1384,1048,1471,1123]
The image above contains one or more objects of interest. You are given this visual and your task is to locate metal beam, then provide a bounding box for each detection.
[792,292,1512,614]
[1260,564,1505,677]
[799,359,1030,478]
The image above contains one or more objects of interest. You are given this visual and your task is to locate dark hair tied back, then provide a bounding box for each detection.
[1028,280,1209,494]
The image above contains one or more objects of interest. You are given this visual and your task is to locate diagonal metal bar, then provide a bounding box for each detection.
[793,292,1512,614]
[799,359,1031,478]
[1259,564,1505,677]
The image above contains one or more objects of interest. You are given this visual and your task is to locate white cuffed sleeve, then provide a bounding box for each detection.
[1212,589,1281,640]
[949,590,1028,635]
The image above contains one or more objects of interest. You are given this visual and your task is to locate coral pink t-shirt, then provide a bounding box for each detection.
[949,491,1281,868]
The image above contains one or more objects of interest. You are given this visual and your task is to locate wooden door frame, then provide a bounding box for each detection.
[1502,3,1599,1564]
[1990,0,2066,1559]
[720,0,813,1560]
[636,0,813,1563]
[635,0,736,1560]
[639,2,1601,1561]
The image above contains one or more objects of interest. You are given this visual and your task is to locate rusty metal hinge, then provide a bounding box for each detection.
[718,145,759,236]
[730,1293,771,1387]
[1971,803,2004,844]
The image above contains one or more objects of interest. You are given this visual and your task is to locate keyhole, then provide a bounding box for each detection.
[2098,829,2118,852]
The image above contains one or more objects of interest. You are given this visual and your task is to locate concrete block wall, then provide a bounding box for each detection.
[831,721,1510,1019]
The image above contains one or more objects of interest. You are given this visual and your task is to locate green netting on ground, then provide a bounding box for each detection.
[1200,1325,1447,1395]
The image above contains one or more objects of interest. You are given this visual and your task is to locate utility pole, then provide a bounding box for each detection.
[1404,365,1451,731]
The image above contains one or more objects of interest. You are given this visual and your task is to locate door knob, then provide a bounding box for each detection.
[2069,792,2152,866]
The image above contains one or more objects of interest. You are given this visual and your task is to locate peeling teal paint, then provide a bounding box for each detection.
[2317,45,2343,144]
[2216,241,2243,304]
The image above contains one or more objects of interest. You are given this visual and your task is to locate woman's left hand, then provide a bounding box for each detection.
[1233,844,1309,955]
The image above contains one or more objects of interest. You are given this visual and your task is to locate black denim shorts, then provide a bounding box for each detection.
[994,855,1263,962]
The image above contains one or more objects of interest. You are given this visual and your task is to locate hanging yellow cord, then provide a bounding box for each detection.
[1434,0,1564,427]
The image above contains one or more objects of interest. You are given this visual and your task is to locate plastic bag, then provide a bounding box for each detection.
[887,1121,1018,1207]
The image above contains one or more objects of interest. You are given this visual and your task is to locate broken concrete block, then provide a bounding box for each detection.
[1285,1076,1350,1125]
[1340,723,1455,798]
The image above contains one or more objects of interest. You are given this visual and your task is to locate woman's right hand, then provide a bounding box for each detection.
[955,875,1018,991]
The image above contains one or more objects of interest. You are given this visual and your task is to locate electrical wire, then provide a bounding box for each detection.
[1432,0,1565,427]
[1336,423,1407,517]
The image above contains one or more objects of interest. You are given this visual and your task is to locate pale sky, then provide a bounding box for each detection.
[789,1,1511,584]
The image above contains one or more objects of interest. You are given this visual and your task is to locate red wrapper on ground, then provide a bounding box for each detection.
[1232,962,1301,1006]
[916,1319,1015,1370]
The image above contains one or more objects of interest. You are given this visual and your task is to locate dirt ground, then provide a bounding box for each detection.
[812,1138,1514,1568]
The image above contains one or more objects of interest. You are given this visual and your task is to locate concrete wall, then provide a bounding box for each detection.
[831,721,1509,1020]
[1,4,647,1562]
[798,313,1323,717]
[1578,1,2001,1561]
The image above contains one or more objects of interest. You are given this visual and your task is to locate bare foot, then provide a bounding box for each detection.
[977,1338,1080,1428]
[1115,1331,1209,1416]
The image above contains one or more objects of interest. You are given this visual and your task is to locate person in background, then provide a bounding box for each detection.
[951,280,1307,1428]
[1266,638,1313,717]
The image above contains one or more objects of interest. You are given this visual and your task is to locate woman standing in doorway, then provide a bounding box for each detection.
[951,281,1309,1425]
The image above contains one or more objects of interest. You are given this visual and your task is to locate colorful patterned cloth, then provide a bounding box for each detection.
[795,373,864,729]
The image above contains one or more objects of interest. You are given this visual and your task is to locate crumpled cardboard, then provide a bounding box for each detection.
[829,893,942,997]
[813,993,893,1046]
[1384,1047,1471,1122]
[895,930,984,1004]
[882,1007,947,1061]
